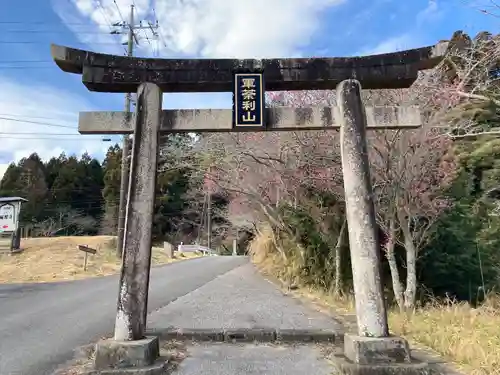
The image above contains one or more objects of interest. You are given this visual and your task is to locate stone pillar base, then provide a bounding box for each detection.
[94,336,160,370]
[331,334,430,375]
[344,334,411,364]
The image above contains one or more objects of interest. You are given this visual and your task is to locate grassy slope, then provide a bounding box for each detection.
[0,236,200,283]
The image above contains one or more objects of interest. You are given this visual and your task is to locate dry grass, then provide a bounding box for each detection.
[389,296,500,375]
[0,236,201,284]
[249,227,500,375]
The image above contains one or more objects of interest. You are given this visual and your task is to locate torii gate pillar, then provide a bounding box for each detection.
[114,82,162,342]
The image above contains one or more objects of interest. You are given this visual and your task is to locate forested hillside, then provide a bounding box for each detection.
[0,134,226,246]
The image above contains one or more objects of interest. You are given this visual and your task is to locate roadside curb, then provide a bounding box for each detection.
[146,327,343,344]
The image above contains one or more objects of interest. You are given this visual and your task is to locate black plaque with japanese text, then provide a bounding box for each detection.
[232,72,265,128]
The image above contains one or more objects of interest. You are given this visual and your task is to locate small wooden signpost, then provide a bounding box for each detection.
[78,244,97,271]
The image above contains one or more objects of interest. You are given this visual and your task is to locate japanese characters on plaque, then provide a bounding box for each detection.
[232,72,265,128]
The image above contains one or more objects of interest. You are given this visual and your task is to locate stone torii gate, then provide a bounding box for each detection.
[51,41,448,374]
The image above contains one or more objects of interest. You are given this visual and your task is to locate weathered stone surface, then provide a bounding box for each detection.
[332,356,430,375]
[147,327,341,343]
[338,79,389,337]
[163,242,173,259]
[78,106,422,135]
[93,336,160,370]
[343,334,411,364]
[153,328,225,342]
[276,328,338,343]
[51,41,449,92]
[224,328,276,342]
[114,83,162,341]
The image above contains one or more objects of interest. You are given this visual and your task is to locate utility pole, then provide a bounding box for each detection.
[116,5,135,258]
[115,5,159,257]
[207,191,212,250]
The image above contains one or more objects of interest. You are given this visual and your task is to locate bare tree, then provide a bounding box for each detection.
[428,31,500,137]
[193,76,459,305]
[267,86,458,309]
[194,114,345,273]
[371,126,457,310]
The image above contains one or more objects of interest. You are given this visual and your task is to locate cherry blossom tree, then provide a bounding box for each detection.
[194,68,459,304]
[267,85,458,308]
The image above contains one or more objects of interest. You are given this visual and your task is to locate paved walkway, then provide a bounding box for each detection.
[172,343,334,375]
[147,263,342,375]
[147,263,342,331]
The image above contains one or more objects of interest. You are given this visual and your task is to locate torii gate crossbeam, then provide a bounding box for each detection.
[51,42,448,93]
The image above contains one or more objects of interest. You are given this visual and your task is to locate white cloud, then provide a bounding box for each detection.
[0,76,112,180]
[0,164,8,181]
[358,34,421,56]
[52,0,346,58]
[416,0,443,25]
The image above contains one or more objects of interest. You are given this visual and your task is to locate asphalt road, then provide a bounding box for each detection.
[0,256,247,375]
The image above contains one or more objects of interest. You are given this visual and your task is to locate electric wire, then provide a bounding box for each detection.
[96,0,128,54]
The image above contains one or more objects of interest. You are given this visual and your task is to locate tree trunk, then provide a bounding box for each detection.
[384,218,405,312]
[403,236,417,309]
[398,210,417,310]
[333,219,347,296]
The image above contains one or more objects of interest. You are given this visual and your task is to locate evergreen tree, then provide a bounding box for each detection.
[101,144,122,234]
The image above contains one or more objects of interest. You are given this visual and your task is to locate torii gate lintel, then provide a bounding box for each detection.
[51,42,449,93]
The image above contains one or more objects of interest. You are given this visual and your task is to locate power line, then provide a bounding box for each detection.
[1,30,114,34]
[96,0,128,55]
[0,132,80,135]
[0,114,111,140]
[0,116,77,129]
[0,21,110,25]
[0,136,106,140]
[0,60,52,63]
[0,66,54,69]
[0,132,111,140]
[0,113,75,120]
[113,0,127,25]
[152,8,167,51]
[0,41,121,45]
[0,133,113,140]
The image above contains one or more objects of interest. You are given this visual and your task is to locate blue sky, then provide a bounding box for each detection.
[0,0,497,178]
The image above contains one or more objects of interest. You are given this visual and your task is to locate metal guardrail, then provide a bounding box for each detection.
[177,244,217,256]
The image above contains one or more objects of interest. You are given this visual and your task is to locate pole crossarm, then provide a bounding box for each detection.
[51,42,449,93]
[78,106,422,134]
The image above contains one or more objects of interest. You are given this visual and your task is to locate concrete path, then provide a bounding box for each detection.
[173,343,334,375]
[0,256,246,375]
[147,263,341,331]
[147,264,342,375]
